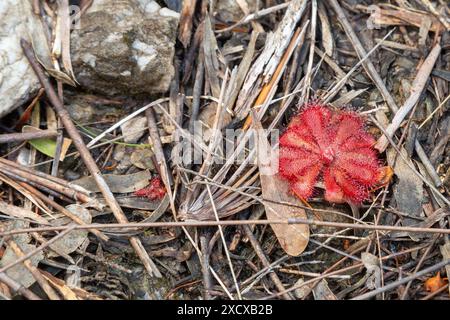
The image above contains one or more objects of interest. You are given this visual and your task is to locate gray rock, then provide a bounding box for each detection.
[120,115,147,143]
[0,0,52,118]
[71,0,179,96]
[130,147,155,170]
[64,92,123,123]
[66,100,95,123]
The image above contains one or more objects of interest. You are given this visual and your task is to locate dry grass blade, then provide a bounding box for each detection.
[322,29,395,103]
[86,97,170,148]
[262,0,308,81]
[363,4,447,32]
[242,22,308,128]
[440,242,450,296]
[57,0,76,81]
[0,201,49,225]
[216,2,291,34]
[227,31,259,114]
[178,0,197,48]
[302,0,317,102]
[375,43,441,152]
[203,16,222,99]
[317,0,333,56]
[0,173,53,216]
[235,0,264,32]
[235,0,308,117]
[206,185,242,299]
[2,217,450,237]
[329,0,399,113]
[6,239,60,300]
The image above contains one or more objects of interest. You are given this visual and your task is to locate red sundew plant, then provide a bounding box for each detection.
[278,103,382,204]
[134,177,166,200]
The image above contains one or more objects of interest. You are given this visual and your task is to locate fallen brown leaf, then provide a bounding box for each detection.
[424,272,448,293]
[253,115,309,256]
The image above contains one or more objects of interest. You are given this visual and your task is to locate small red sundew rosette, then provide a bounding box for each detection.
[134,177,166,200]
[278,103,382,204]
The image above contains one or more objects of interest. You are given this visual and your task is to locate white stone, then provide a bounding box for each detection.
[0,0,51,118]
[159,7,180,19]
[132,40,157,71]
[81,53,96,68]
[137,0,161,14]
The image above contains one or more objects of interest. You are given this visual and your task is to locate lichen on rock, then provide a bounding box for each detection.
[71,0,179,96]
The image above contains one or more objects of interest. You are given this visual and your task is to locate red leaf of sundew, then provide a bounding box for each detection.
[279,104,382,204]
[134,177,166,200]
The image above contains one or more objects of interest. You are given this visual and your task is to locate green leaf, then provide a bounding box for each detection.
[22,126,72,161]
